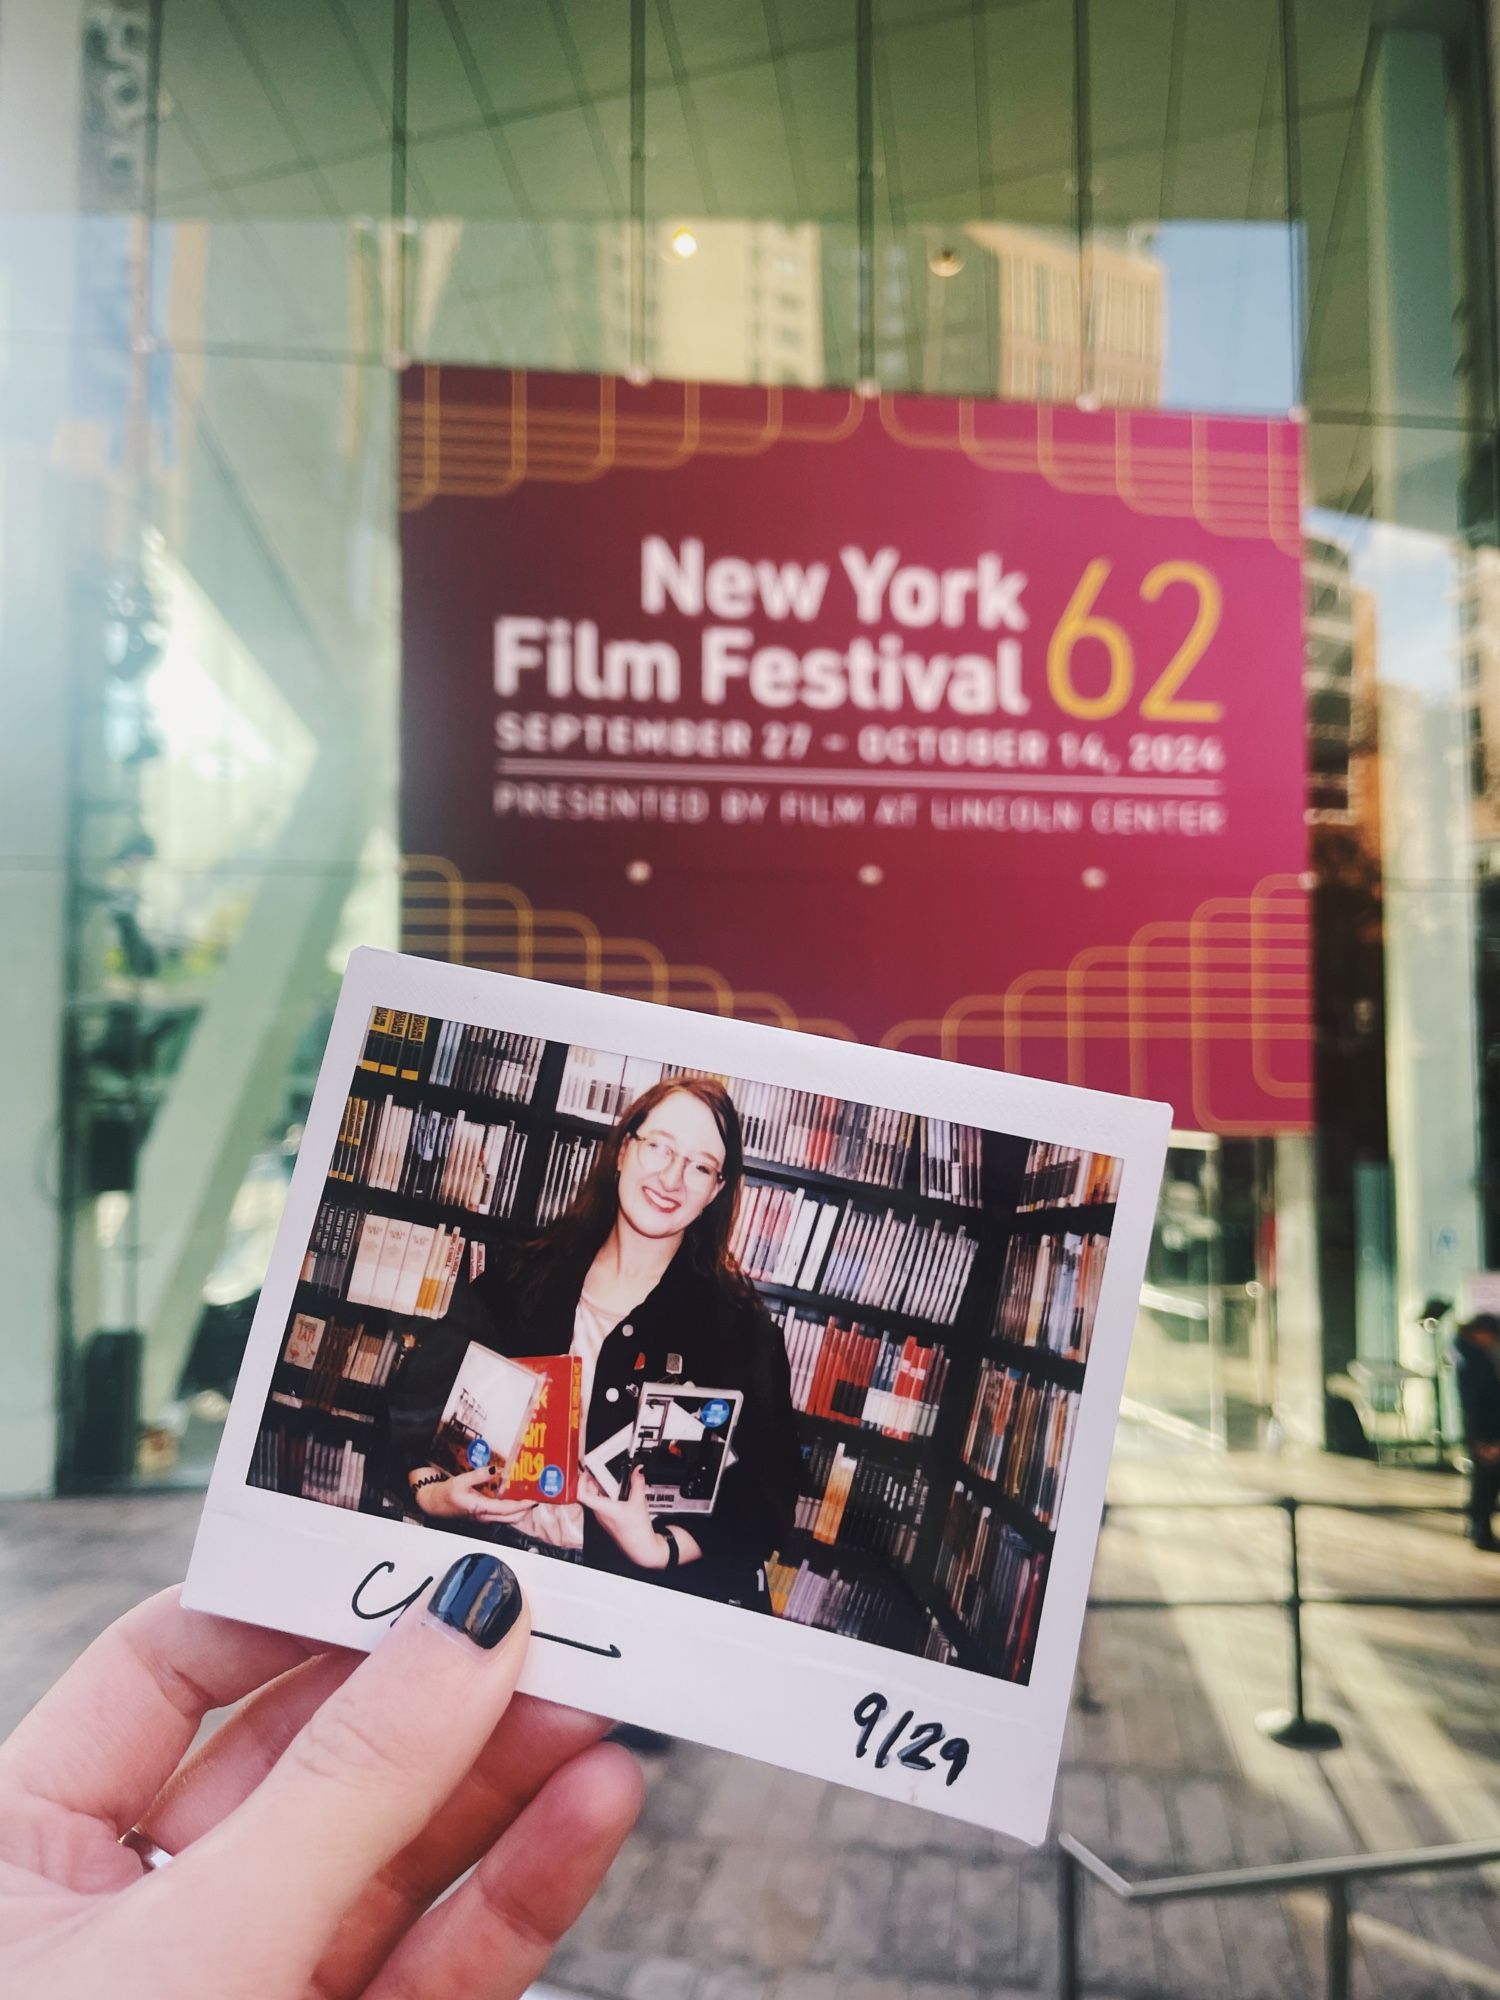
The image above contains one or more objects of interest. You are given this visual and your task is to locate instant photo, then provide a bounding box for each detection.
[187,950,1169,1841]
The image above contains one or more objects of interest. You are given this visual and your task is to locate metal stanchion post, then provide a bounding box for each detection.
[1325,1878,1350,2000]
[1056,1845,1080,2000]
[1256,1497,1342,1749]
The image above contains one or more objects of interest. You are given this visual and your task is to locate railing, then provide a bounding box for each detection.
[1056,1830,1500,2000]
[1088,1496,1500,1747]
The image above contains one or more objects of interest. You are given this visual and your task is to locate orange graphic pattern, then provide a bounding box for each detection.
[879,874,1312,1133]
[400,368,1303,555]
[400,858,857,1040]
[401,859,1313,1133]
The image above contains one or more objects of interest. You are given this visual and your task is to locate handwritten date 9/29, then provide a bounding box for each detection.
[853,1692,969,1785]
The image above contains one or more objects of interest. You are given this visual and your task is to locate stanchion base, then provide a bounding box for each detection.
[1256,1707,1342,1750]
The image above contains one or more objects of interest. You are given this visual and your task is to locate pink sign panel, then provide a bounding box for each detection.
[399,368,1311,1134]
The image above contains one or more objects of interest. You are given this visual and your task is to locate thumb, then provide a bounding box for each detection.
[143,1553,528,1987]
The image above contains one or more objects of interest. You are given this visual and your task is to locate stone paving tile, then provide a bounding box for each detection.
[621,1955,701,2000]
[760,1847,837,1969]
[1084,1881,1159,1995]
[688,1840,786,1965]
[762,1972,843,2000]
[1106,1772,1175,1871]
[548,1944,642,1995]
[1153,1896,1236,1997]
[823,1981,911,2000]
[810,1847,899,1972]
[886,1849,963,1981]
[948,1854,1021,1984]
[605,1840,720,1958]
[1010,1858,1060,1989]
[690,1968,772,2000]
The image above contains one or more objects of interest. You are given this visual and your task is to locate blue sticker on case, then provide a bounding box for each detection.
[539,1463,564,1498]
[466,1437,492,1469]
[700,1399,731,1428]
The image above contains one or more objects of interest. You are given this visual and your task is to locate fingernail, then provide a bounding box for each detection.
[425,1553,523,1650]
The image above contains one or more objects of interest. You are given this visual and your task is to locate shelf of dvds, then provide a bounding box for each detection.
[774,1526,991,1673]
[344,1066,615,1154]
[268,1387,375,1425]
[767,1533,938,1656]
[318,1183,517,1236]
[1008,1201,1117,1233]
[273,1359,391,1410]
[947,1464,1057,1552]
[794,1407,927,1449]
[921,1583,979,1664]
[755,1279,967,1336]
[984,1337,1086,1392]
[251,1399,385,1511]
[734,1152,990,1222]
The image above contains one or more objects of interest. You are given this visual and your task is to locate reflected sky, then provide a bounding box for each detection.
[1154,220,1300,416]
[1308,507,1460,700]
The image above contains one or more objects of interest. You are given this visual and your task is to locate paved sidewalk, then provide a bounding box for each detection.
[4,1431,1499,1998]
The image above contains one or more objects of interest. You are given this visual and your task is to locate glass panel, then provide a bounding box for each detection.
[1128,1135,1272,1449]
[641,3,855,388]
[1088,0,1295,415]
[0,42,140,1488]
[61,345,398,1486]
[1129,1137,1224,1440]
[1295,0,1494,425]
[871,0,1078,398]
[155,0,394,361]
[1306,415,1494,1450]
[405,1,631,373]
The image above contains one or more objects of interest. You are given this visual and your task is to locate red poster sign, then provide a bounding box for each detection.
[399,367,1311,1134]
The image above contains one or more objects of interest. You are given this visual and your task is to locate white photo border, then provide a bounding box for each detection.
[184,947,1171,1842]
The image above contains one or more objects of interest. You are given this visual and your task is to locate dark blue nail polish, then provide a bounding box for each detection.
[426,1553,523,1649]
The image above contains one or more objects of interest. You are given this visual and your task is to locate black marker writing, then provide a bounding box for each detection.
[351,1560,432,1624]
[852,1692,970,1787]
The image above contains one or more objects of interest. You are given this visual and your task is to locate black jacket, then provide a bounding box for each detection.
[1454,1336,1500,1444]
[387,1241,800,1609]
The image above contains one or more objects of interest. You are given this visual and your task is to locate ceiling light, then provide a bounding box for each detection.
[669,226,699,260]
[928,245,964,278]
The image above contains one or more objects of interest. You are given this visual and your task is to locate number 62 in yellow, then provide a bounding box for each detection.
[1046,559,1223,723]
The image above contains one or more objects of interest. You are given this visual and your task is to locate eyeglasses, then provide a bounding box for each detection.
[630,1131,724,1195]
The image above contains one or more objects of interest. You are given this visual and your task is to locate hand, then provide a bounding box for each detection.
[473,1499,545,1529]
[578,1466,666,1569]
[0,1555,643,2000]
[410,1466,508,1521]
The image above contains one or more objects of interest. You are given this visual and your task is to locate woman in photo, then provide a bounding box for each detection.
[389,1078,800,1612]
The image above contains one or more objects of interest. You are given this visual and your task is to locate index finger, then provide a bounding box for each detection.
[0,1588,315,1831]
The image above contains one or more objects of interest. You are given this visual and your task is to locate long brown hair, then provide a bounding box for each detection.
[519,1076,750,1298]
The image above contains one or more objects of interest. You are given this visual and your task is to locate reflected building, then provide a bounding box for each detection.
[648,221,823,388]
[575,220,824,388]
[1304,531,1382,844]
[857,223,1163,404]
[1455,545,1500,864]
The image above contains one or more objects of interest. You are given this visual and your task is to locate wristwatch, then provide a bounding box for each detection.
[654,1522,680,1570]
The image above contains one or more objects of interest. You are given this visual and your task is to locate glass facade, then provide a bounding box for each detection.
[1,0,1496,1493]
